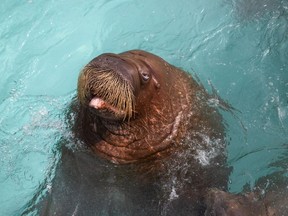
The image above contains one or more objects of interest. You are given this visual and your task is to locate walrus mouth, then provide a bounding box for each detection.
[78,66,135,120]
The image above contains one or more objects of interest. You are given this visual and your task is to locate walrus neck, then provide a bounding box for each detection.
[91,109,186,164]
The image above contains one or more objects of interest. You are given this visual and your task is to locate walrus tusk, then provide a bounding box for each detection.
[89,98,106,109]
[89,97,125,115]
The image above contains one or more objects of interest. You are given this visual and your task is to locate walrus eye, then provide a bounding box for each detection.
[140,72,150,83]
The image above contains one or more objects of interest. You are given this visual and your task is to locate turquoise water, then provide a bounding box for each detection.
[0,0,287,215]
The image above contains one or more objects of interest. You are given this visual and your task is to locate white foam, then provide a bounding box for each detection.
[193,134,222,166]
[195,149,214,166]
[168,186,179,201]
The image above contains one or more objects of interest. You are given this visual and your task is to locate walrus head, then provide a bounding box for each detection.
[75,50,218,164]
[77,50,161,121]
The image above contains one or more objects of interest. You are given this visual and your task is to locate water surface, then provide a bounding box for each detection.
[0,0,287,215]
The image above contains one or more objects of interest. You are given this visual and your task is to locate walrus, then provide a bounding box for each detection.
[65,49,229,215]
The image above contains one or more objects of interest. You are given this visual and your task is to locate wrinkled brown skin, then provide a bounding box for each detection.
[75,50,225,165]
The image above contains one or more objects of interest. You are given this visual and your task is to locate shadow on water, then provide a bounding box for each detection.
[24,142,164,216]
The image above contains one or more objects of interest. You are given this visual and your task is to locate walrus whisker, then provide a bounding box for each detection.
[78,65,135,120]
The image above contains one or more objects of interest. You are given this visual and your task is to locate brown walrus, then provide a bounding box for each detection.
[68,49,229,215]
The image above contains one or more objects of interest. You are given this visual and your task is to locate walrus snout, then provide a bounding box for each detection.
[77,53,145,120]
[89,54,141,90]
[77,50,169,122]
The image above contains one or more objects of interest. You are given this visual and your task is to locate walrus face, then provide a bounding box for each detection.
[77,51,159,121]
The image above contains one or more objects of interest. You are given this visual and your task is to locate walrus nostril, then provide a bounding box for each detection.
[140,72,150,83]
